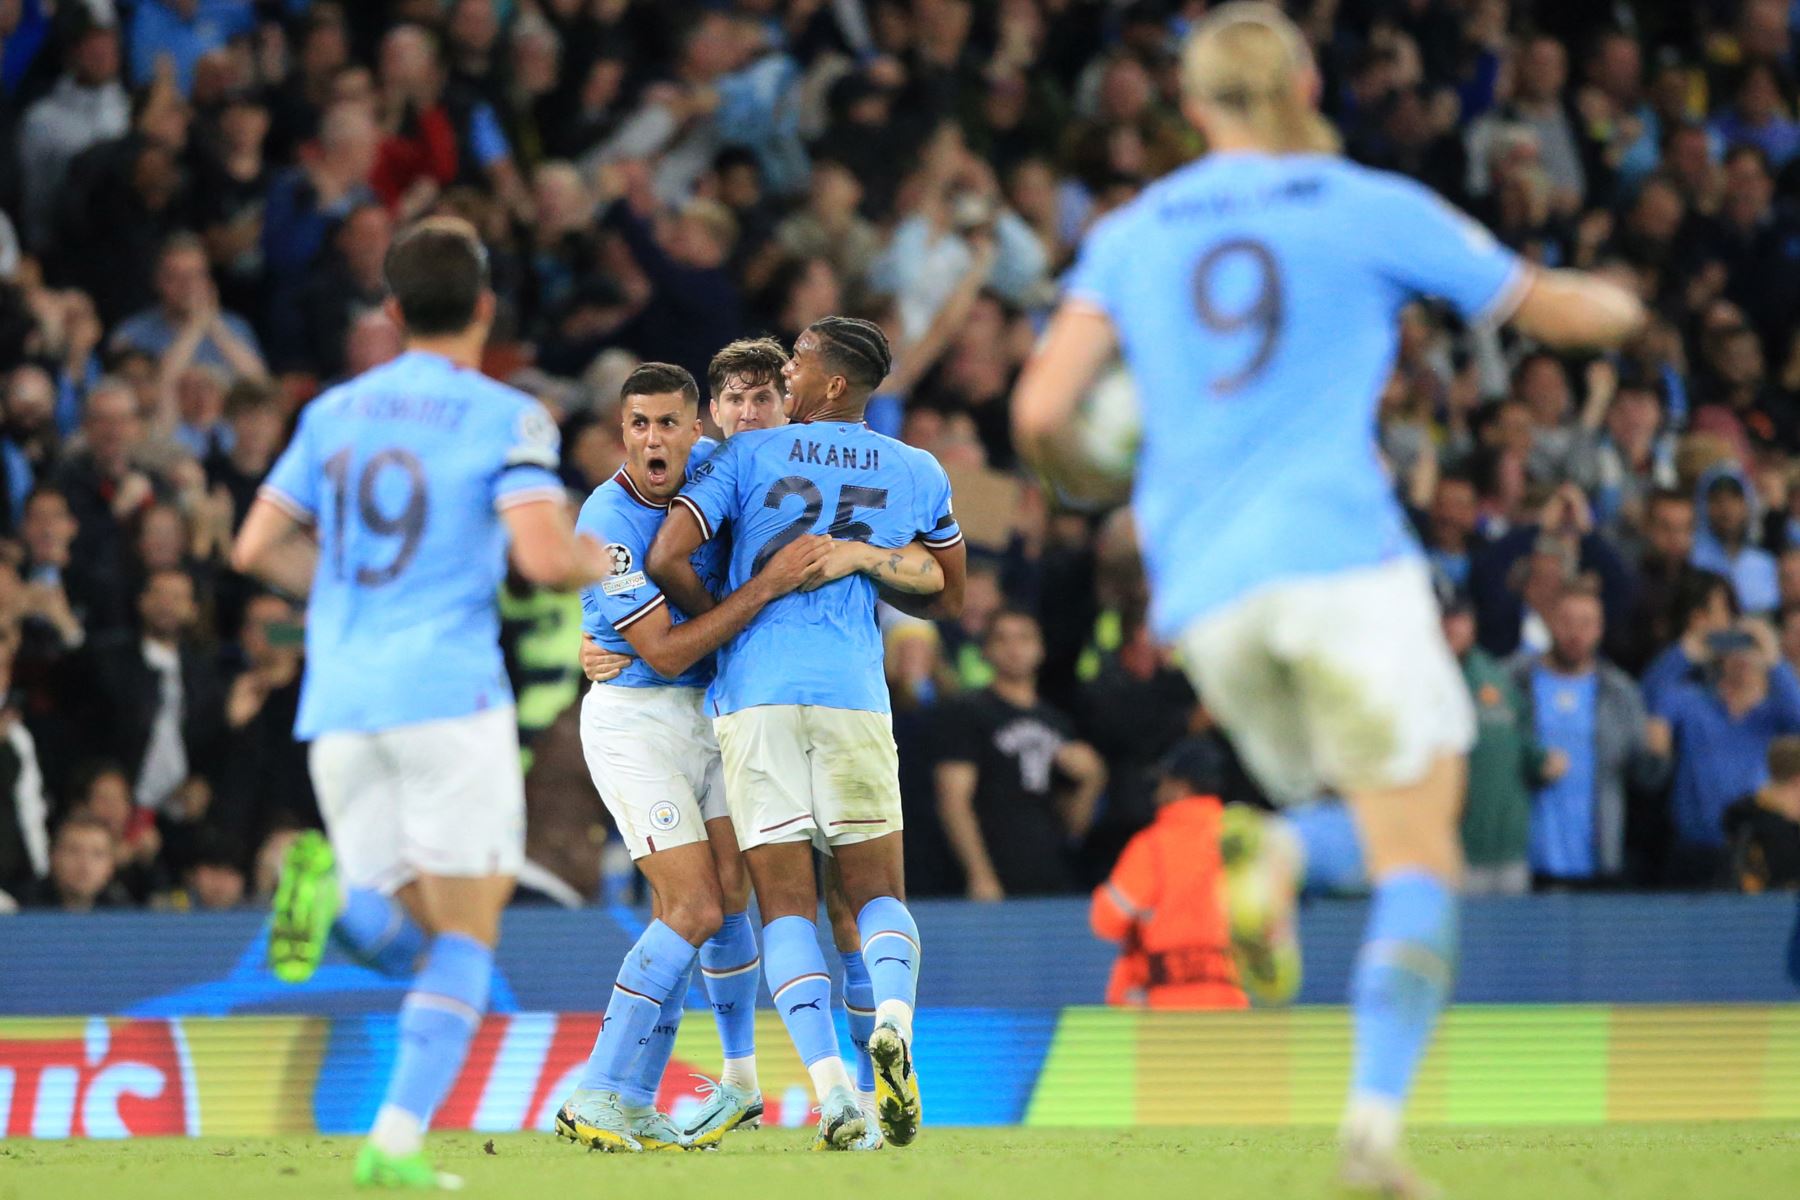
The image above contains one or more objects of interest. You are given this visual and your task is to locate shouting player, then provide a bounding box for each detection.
[649,317,965,1150]
[1013,6,1647,1195]
[233,216,613,1189]
[563,353,948,1151]
[581,337,928,1143]
[556,362,825,1152]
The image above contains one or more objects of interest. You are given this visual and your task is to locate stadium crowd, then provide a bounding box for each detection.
[2,0,1800,914]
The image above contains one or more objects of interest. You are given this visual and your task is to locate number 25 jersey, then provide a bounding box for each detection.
[261,350,565,738]
[674,421,962,717]
[1064,152,1524,640]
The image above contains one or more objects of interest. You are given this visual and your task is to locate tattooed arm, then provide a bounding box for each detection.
[801,540,945,595]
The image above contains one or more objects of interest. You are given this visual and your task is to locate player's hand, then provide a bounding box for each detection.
[755,533,834,599]
[581,632,633,683]
[1644,716,1673,758]
[798,540,879,592]
[1540,749,1570,783]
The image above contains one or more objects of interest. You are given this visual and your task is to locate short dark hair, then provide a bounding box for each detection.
[383,217,490,336]
[982,605,1040,643]
[620,362,699,407]
[1646,487,1692,513]
[807,316,892,391]
[1676,568,1739,630]
[224,378,281,420]
[708,337,788,398]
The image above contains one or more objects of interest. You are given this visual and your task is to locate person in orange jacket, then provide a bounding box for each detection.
[1090,736,1248,1009]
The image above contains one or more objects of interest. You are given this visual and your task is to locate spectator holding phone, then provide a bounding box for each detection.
[211,592,314,858]
[1653,619,1800,886]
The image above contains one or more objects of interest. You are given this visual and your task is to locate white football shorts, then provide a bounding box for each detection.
[1175,558,1474,805]
[712,704,902,852]
[580,682,727,859]
[309,705,526,894]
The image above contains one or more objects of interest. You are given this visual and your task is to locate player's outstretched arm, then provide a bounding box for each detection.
[879,538,966,621]
[503,498,612,590]
[1506,266,1648,349]
[621,534,832,678]
[231,497,318,598]
[1011,303,1123,504]
[799,539,945,595]
[645,503,719,617]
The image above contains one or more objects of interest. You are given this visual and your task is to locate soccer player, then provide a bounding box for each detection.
[648,317,966,1151]
[556,361,830,1152]
[232,217,615,1189]
[579,338,928,1143]
[1011,6,1647,1195]
[702,338,923,1136]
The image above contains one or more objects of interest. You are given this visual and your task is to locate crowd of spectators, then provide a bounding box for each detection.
[3,0,1800,913]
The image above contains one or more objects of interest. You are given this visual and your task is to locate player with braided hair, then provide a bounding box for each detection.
[647,316,966,1151]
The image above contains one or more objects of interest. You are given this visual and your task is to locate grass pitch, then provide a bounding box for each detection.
[4,1125,1795,1200]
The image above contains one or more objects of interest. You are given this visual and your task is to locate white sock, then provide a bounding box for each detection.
[806,1055,853,1102]
[875,999,913,1043]
[720,1055,758,1093]
[857,1088,878,1119]
[369,1105,424,1157]
[1340,1093,1404,1156]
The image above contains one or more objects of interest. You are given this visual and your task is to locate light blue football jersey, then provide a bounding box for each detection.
[261,350,565,738]
[675,422,962,716]
[576,437,725,689]
[1064,152,1525,639]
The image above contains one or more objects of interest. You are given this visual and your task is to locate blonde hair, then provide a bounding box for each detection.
[1181,2,1339,155]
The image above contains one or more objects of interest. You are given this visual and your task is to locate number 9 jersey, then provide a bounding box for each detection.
[1064,153,1525,642]
[673,421,962,718]
[260,351,566,739]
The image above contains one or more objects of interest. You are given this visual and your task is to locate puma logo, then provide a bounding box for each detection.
[788,998,822,1014]
[876,956,911,968]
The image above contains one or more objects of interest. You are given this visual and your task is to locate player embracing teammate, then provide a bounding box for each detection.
[649,316,966,1150]
[563,324,962,1151]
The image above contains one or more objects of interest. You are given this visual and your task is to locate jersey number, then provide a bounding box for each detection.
[1193,238,1284,394]
[323,447,429,587]
[750,477,888,574]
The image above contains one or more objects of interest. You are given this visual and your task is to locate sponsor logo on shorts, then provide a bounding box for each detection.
[649,801,681,832]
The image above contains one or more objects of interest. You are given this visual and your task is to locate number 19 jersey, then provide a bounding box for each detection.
[261,350,565,738]
[1064,151,1524,640]
[674,421,962,717]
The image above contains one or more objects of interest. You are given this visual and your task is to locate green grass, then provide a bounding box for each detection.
[3,1125,1797,1200]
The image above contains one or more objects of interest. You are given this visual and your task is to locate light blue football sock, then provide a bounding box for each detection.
[334,887,426,978]
[1287,803,1366,894]
[857,896,920,1018]
[763,916,838,1066]
[1349,871,1457,1104]
[578,919,697,1093]
[699,910,760,1064]
[622,959,692,1109]
[841,949,876,1093]
[382,932,491,1124]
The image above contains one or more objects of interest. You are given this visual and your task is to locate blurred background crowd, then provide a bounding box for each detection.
[3,0,1800,918]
